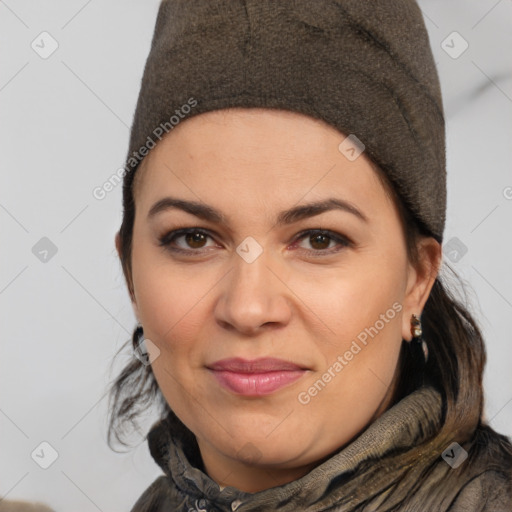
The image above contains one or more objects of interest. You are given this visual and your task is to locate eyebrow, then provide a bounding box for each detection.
[147,196,369,226]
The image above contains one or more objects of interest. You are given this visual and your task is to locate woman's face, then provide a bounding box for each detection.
[117,108,440,491]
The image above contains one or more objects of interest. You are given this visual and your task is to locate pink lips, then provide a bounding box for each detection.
[207,357,307,396]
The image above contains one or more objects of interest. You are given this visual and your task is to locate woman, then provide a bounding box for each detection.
[108,0,512,510]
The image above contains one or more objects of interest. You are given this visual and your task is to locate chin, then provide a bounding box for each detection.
[209,426,312,466]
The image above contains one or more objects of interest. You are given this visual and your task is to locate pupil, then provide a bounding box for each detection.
[187,232,205,248]
[311,234,329,249]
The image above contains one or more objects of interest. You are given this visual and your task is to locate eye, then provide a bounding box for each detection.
[158,227,352,256]
[292,229,352,256]
[158,228,216,253]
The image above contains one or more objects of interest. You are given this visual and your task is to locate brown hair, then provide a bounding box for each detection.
[107,140,512,506]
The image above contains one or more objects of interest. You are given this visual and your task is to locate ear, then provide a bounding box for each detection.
[115,231,122,260]
[115,231,139,318]
[401,237,442,341]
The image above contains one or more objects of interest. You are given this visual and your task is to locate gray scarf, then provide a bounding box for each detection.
[132,384,512,511]
[141,385,459,511]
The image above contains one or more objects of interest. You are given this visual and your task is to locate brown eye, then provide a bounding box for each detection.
[294,229,351,256]
[184,231,208,249]
[308,233,332,250]
[159,227,351,257]
[158,228,216,253]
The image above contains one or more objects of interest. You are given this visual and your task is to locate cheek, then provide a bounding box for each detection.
[291,255,406,401]
[131,233,198,327]
[286,256,405,341]
[135,272,206,347]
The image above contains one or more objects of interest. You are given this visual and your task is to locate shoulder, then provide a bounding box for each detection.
[446,423,512,511]
[129,474,188,512]
[447,469,512,511]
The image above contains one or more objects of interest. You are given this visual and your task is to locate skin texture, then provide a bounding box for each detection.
[115,107,441,493]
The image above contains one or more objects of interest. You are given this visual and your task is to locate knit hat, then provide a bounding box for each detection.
[122,0,446,242]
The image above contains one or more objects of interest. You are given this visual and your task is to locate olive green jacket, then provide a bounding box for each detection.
[130,386,512,511]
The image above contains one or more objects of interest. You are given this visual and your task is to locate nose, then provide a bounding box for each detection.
[214,248,292,335]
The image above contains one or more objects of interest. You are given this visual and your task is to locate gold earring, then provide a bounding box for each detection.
[411,313,422,338]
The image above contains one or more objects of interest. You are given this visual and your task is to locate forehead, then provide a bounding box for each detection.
[132,108,394,217]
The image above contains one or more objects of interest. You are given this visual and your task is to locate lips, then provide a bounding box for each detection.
[206,357,308,396]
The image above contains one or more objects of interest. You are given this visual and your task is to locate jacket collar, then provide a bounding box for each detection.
[147,385,444,511]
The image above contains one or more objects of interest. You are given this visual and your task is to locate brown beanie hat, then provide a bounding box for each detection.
[122,0,446,242]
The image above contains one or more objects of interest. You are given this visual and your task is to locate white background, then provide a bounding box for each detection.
[1,1,511,510]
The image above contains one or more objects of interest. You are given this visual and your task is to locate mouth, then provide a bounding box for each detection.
[206,357,309,396]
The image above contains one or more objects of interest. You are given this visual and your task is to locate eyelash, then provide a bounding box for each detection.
[158,227,352,257]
